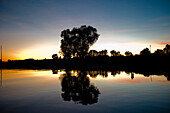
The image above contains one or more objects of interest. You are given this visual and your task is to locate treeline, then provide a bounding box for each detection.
[52,44,170,59]
[0,25,169,72]
[0,44,169,71]
[54,25,170,59]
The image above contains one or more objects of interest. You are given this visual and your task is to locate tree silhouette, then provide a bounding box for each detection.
[154,49,164,56]
[52,54,58,59]
[125,51,133,56]
[89,50,98,57]
[140,48,151,56]
[110,50,121,56]
[163,44,170,55]
[98,50,108,56]
[60,25,100,59]
[110,50,117,56]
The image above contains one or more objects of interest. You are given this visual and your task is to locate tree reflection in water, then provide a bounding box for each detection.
[87,70,108,78]
[53,69,169,105]
[60,70,100,105]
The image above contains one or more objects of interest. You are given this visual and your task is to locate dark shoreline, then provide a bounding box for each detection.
[0,56,169,72]
[0,56,169,81]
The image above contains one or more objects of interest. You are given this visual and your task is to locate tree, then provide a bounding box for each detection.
[52,54,58,59]
[110,50,116,56]
[163,44,170,55]
[98,50,108,56]
[89,50,98,57]
[154,49,164,56]
[60,25,100,59]
[110,50,121,56]
[125,51,133,56]
[140,48,151,56]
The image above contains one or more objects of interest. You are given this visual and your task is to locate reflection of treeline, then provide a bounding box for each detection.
[55,69,169,105]
[53,70,170,81]
[125,70,170,81]
[60,70,100,105]
[87,70,120,78]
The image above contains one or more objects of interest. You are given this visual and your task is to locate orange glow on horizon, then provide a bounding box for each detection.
[2,44,60,61]
[1,42,167,61]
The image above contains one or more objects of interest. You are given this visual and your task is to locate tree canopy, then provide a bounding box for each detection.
[60,25,99,58]
[125,51,133,56]
[52,54,58,59]
[163,44,170,55]
[110,50,121,56]
[140,48,151,56]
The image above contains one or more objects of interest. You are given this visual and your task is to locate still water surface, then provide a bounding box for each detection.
[0,69,170,113]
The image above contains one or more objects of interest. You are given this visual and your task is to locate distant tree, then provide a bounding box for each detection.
[125,51,133,56]
[140,48,151,56]
[89,50,98,57]
[163,44,170,55]
[60,25,100,59]
[117,51,121,56]
[52,54,58,59]
[98,50,108,56]
[154,49,164,56]
[110,50,117,56]
[110,50,121,56]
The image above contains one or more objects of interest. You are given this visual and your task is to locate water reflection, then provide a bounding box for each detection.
[59,70,100,105]
[52,69,170,82]
[124,71,170,81]
[52,69,170,105]
[131,72,134,80]
[87,70,170,81]
[0,69,169,113]
[0,69,2,86]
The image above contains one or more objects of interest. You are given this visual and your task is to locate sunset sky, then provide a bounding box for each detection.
[0,0,170,61]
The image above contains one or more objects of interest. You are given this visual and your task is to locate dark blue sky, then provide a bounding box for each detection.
[0,0,170,60]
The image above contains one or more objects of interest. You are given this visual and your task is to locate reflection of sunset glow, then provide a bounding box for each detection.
[1,69,57,87]
[2,70,168,86]
[2,69,51,80]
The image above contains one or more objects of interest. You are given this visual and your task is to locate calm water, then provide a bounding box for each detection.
[0,69,170,113]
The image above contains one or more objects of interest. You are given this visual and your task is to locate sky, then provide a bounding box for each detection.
[0,0,170,61]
